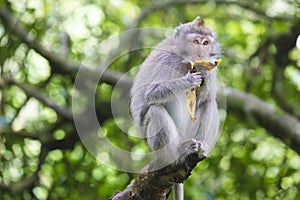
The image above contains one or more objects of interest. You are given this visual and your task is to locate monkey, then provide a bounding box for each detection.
[130,16,221,200]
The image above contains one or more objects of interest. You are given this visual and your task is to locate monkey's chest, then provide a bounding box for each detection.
[165,94,202,139]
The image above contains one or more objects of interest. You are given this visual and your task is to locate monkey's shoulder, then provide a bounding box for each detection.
[140,38,188,74]
[145,39,180,62]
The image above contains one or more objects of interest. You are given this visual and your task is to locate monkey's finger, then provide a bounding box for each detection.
[192,72,202,76]
[190,72,202,79]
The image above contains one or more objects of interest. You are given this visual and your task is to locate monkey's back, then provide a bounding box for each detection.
[130,38,185,128]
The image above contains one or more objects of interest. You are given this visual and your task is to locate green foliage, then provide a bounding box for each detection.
[0,0,300,199]
[186,115,300,200]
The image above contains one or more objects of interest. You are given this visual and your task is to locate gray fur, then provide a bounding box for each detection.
[130,16,221,200]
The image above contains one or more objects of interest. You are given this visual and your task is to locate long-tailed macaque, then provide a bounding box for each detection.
[130,16,221,200]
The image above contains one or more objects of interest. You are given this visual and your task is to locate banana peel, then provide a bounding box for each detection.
[193,59,222,70]
[186,59,222,122]
[186,87,197,122]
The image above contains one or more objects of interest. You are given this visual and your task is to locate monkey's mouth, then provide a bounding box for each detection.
[197,54,211,61]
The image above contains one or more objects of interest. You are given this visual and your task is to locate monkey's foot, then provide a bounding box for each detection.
[178,139,205,163]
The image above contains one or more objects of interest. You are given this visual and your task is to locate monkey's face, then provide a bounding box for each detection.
[183,32,216,61]
[174,16,221,63]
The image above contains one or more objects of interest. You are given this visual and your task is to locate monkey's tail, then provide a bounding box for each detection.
[173,183,184,200]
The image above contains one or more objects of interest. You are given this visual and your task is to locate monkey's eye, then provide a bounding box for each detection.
[193,39,200,44]
[202,39,210,46]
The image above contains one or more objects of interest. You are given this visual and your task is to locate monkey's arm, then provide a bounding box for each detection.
[145,71,202,104]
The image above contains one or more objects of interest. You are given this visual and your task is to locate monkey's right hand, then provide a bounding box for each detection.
[185,70,203,87]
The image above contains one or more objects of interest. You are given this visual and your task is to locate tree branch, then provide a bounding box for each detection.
[0,8,132,90]
[0,76,73,120]
[225,87,300,154]
[271,19,300,118]
[110,150,205,200]
[111,87,300,198]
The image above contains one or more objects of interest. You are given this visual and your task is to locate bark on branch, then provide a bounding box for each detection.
[110,151,205,200]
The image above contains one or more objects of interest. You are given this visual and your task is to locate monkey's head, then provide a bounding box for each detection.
[174,16,221,63]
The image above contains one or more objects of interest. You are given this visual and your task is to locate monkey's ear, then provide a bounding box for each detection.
[193,16,204,27]
[174,27,181,38]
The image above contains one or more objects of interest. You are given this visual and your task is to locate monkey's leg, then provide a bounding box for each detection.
[146,105,181,166]
[146,105,186,200]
